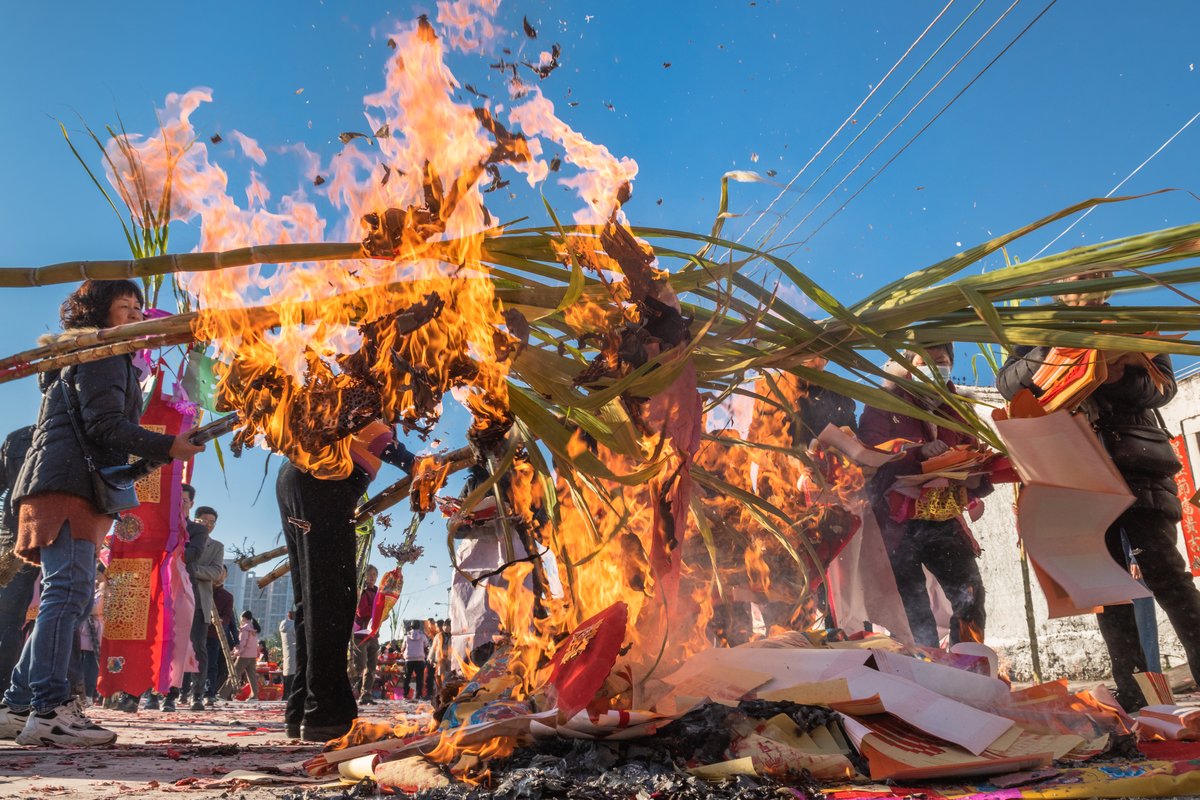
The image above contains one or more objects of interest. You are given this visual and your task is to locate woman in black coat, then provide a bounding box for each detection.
[997,277,1200,710]
[0,280,203,746]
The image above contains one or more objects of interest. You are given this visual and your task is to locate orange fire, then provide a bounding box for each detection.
[425,728,518,786]
[101,4,866,724]
[693,370,866,638]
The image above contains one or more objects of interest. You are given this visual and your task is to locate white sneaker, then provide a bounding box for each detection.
[15,703,116,746]
[0,704,30,740]
[68,697,106,732]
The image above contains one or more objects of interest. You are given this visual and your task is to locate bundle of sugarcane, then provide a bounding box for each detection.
[4,199,1200,604]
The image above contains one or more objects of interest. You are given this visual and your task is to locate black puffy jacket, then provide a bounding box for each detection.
[14,353,175,512]
[997,344,1181,520]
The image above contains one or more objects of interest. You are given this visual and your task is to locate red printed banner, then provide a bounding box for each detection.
[1168,436,1200,577]
[99,375,194,697]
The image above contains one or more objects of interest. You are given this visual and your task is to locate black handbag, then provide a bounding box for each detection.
[58,375,144,516]
[1095,411,1182,478]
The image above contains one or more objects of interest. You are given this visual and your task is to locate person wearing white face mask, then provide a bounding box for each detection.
[858,344,992,648]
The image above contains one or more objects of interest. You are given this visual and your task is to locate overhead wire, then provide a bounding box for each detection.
[735,0,960,246]
[1027,108,1200,260]
[775,0,1027,252]
[754,0,990,251]
[780,0,1060,256]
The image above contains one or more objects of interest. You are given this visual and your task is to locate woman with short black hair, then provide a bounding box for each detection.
[0,280,204,746]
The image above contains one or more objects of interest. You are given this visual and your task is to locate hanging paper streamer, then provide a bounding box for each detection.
[370,567,404,638]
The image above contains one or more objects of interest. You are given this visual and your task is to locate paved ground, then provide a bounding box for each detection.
[3,685,1200,799]
[0,699,421,799]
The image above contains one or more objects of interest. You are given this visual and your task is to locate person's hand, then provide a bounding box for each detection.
[968,499,986,523]
[919,439,950,459]
[1131,563,1143,581]
[170,432,207,462]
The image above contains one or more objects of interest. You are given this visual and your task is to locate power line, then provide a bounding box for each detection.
[783,0,1059,255]
[756,0,990,251]
[736,0,959,246]
[1028,108,1200,260]
[776,0,1026,251]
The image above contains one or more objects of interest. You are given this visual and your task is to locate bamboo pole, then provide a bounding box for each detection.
[0,242,367,288]
[256,560,291,589]
[236,545,288,572]
[352,447,475,524]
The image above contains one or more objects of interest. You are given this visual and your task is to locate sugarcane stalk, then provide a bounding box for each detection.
[0,316,200,371]
[256,560,291,589]
[235,545,288,572]
[0,332,194,384]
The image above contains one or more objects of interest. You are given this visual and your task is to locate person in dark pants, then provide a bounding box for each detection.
[0,425,36,697]
[180,495,224,711]
[860,344,992,648]
[402,620,429,700]
[277,421,413,741]
[997,273,1200,711]
[348,567,380,705]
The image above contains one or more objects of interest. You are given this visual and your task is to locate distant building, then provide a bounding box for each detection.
[224,559,294,644]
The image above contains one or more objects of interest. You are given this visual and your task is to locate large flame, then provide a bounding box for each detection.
[99,6,863,744]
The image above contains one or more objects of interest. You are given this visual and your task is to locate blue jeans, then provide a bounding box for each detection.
[3,523,96,713]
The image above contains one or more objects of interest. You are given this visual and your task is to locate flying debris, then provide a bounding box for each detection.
[339,131,372,145]
[313,175,326,186]
[209,133,223,144]
[374,123,391,139]
[523,16,537,38]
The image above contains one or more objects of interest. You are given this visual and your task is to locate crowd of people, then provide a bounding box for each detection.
[0,275,1196,748]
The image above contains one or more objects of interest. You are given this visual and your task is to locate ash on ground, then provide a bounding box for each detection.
[419,701,835,799]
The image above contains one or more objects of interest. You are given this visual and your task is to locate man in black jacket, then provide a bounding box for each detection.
[997,279,1200,710]
[0,426,36,695]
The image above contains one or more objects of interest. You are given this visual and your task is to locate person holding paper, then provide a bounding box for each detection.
[997,276,1200,711]
[859,344,991,648]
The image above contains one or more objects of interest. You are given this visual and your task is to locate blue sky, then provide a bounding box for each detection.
[1,1,1198,621]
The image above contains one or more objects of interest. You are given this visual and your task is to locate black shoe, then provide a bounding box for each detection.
[161,698,177,713]
[205,697,215,709]
[115,694,139,714]
[300,722,352,742]
[144,695,160,711]
[286,724,301,739]
[189,700,205,712]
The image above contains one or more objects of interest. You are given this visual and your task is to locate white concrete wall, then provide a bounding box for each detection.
[960,374,1200,681]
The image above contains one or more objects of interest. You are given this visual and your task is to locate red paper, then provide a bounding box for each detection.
[1169,436,1200,577]
[548,601,628,719]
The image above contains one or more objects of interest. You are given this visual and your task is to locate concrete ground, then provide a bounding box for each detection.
[0,698,422,799]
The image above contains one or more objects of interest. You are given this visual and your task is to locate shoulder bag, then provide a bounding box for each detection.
[58,374,143,516]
